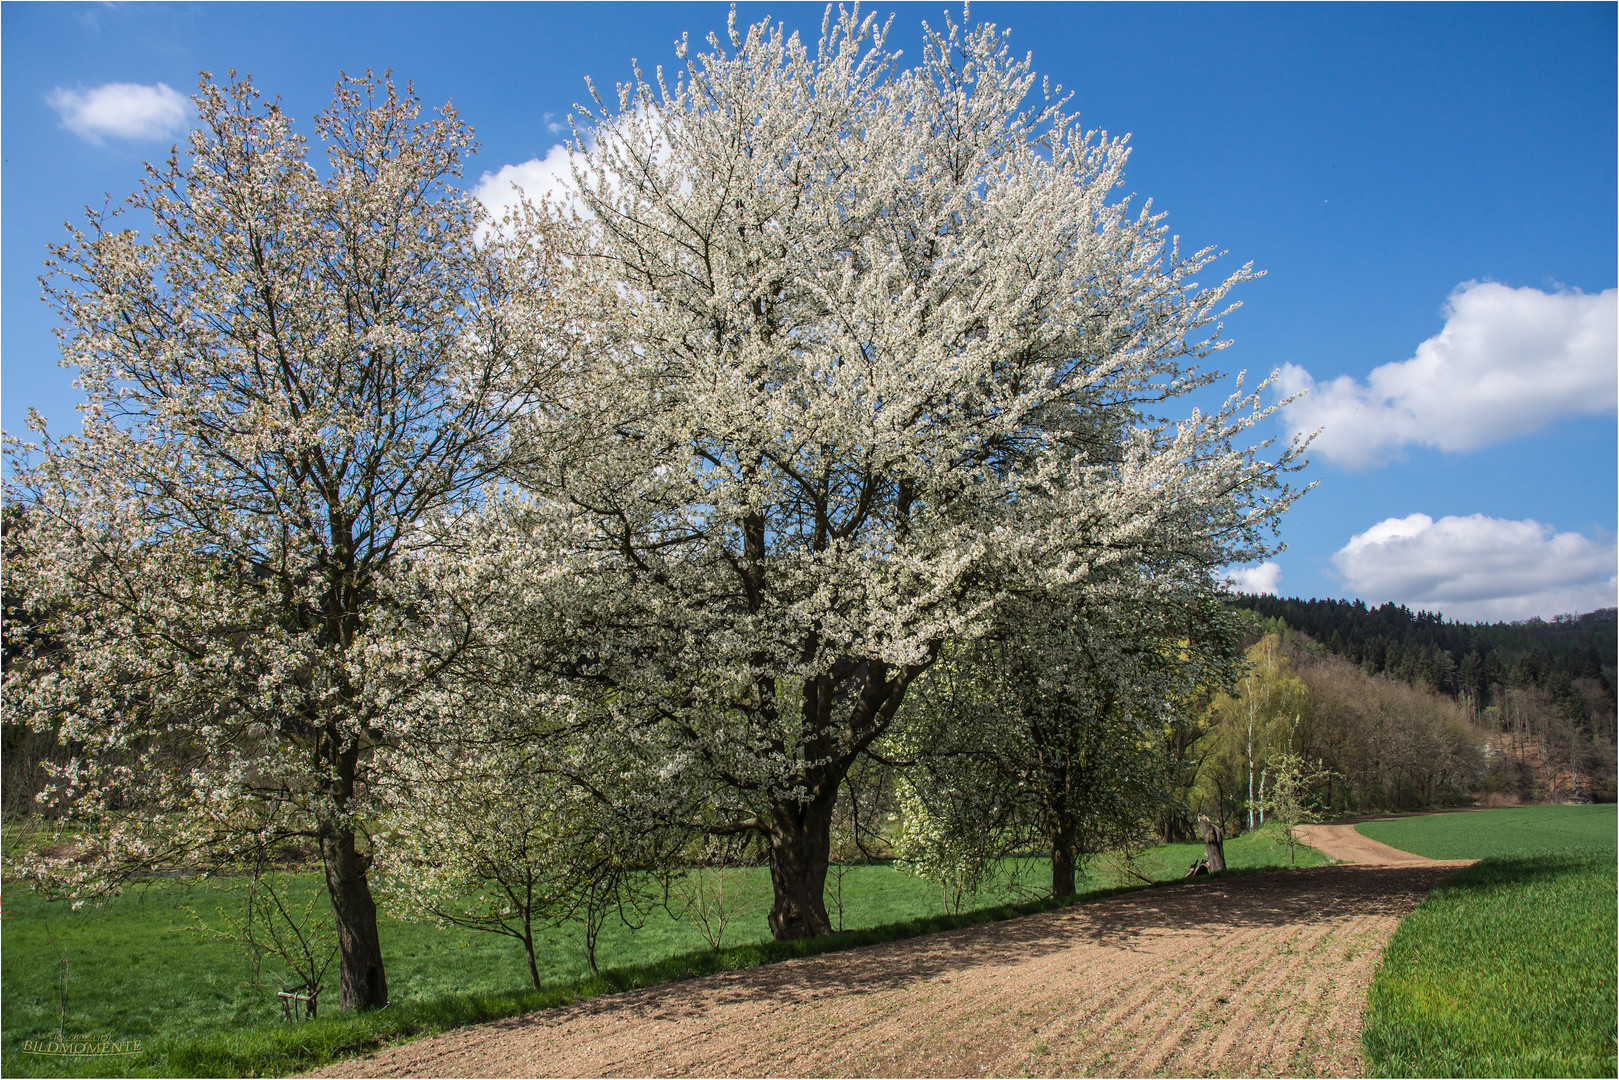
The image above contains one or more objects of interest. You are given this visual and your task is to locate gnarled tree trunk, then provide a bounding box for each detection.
[766,795,835,939]
[1197,814,1226,874]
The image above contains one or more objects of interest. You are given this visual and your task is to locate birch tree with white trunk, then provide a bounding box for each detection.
[2,73,565,1010]
[506,8,1306,939]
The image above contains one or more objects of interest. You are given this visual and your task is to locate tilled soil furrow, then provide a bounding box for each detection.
[1092,911,1280,1046]
[1217,926,1353,1075]
[1009,923,1213,1076]
[1092,924,1292,1077]
[990,942,1194,1077]
[1057,943,1220,1073]
[789,967,965,1073]
[832,967,1070,1077]
[1275,924,1375,1075]
[805,913,1190,1078]
[1123,925,1288,1077]
[1009,907,1276,1077]
[1242,927,1336,1073]
[1236,931,1338,1075]
[1178,900,1419,1078]
[882,979,1031,1075]
[308,864,1465,1079]
[1275,927,1373,1076]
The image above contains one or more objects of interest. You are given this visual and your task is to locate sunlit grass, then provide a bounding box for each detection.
[1357,802,1616,860]
[1360,805,1617,1078]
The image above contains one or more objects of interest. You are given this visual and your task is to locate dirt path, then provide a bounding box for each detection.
[1295,822,1463,867]
[1296,821,1477,867]
[311,862,1464,1079]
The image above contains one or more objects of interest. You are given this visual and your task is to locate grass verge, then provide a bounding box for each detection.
[3,823,1318,1077]
[167,883,1141,1077]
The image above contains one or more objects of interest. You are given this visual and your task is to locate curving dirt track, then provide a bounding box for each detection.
[1295,821,1469,867]
[311,853,1468,1079]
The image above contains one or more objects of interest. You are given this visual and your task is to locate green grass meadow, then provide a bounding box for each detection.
[1,824,1320,1077]
[1358,804,1618,1078]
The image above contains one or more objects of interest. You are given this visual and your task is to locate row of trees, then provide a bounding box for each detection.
[1197,630,1487,824]
[3,12,1304,1011]
[1192,619,1616,833]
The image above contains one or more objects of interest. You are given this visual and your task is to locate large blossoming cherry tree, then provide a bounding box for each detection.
[511,10,1305,939]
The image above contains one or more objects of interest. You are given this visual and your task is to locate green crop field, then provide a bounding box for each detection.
[1359,804,1617,1078]
[1,824,1319,1077]
[1357,803,1617,860]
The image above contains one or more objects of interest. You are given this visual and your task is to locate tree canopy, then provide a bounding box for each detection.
[6,7,1310,1004]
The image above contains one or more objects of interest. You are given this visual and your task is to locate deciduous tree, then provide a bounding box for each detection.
[376,740,673,984]
[1197,632,1307,832]
[3,72,562,1009]
[893,586,1242,898]
[507,9,1303,938]
[1261,740,1334,867]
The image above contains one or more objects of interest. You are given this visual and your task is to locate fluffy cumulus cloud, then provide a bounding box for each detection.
[1332,513,1617,622]
[474,110,676,234]
[47,82,189,144]
[1224,561,1282,596]
[472,142,579,226]
[1279,282,1617,469]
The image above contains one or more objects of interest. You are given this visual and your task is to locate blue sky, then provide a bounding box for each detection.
[4,2,1615,622]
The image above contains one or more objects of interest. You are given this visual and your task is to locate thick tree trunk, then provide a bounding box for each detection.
[321,822,389,1011]
[766,796,834,940]
[1051,821,1077,897]
[317,547,387,1011]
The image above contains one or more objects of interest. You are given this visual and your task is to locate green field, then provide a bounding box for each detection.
[1,824,1320,1077]
[1359,804,1618,1078]
[1357,803,1617,860]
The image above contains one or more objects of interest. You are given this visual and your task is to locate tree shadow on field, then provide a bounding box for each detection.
[1428,847,1610,895]
[490,863,1461,1029]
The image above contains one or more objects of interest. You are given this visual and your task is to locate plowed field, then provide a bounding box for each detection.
[311,851,1466,1078]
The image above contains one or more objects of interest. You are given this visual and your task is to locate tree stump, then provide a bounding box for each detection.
[1197,814,1226,874]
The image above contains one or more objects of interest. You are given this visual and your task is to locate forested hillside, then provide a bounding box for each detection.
[1233,597,1614,702]
[1231,598,1617,804]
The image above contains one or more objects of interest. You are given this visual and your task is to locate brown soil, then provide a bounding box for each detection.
[310,860,1464,1079]
[1294,822,1473,867]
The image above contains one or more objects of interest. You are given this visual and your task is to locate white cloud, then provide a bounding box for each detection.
[1225,562,1282,596]
[472,142,581,231]
[1280,282,1617,470]
[474,108,677,234]
[1332,513,1617,622]
[47,82,189,144]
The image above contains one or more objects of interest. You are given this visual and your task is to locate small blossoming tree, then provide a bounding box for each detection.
[3,73,564,1010]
